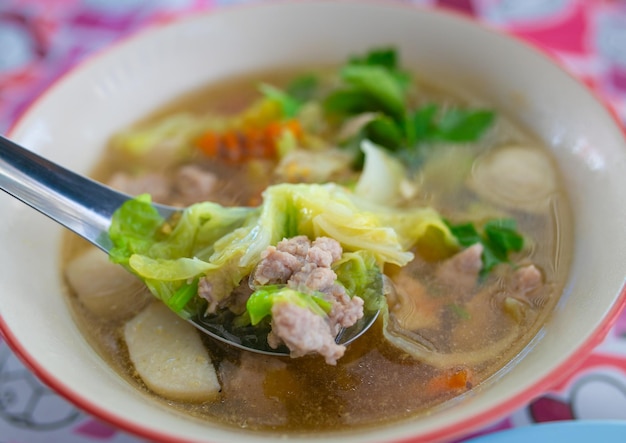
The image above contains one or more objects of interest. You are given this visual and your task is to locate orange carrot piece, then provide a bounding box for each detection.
[194,119,304,163]
[265,121,284,142]
[283,119,303,139]
[244,127,265,158]
[195,132,219,157]
[426,367,472,396]
[222,131,242,163]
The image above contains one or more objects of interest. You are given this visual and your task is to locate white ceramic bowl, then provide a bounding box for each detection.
[2,2,626,442]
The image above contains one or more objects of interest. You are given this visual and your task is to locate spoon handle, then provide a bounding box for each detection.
[0,135,129,252]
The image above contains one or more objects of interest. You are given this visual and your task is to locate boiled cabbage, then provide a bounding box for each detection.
[109,183,455,318]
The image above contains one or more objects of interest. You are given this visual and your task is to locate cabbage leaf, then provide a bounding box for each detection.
[109,183,454,317]
[333,250,386,312]
[355,140,408,206]
[246,286,332,325]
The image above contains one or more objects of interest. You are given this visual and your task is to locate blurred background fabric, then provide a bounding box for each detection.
[0,1,625,442]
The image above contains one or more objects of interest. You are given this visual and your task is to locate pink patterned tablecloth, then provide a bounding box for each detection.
[1,1,625,442]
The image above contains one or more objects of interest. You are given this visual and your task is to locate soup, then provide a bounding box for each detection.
[62,48,572,433]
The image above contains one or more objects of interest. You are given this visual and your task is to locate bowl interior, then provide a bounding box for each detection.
[2,2,626,442]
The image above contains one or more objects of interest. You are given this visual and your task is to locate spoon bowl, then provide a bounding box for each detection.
[0,134,379,355]
[192,305,380,355]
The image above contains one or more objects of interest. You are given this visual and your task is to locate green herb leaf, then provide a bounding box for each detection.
[363,115,405,150]
[324,89,381,116]
[326,49,497,168]
[434,109,495,142]
[484,219,525,258]
[445,218,524,275]
[448,303,471,320]
[408,105,495,144]
[340,65,407,120]
[286,74,318,102]
[324,48,409,123]
[258,83,302,118]
[348,47,412,93]
[349,47,398,70]
[409,104,438,144]
[445,222,482,247]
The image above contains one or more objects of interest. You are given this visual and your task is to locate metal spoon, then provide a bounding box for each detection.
[0,134,379,355]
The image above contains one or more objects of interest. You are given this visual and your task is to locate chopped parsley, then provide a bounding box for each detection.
[445,218,525,275]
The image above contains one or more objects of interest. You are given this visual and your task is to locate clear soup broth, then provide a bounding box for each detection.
[61,52,572,433]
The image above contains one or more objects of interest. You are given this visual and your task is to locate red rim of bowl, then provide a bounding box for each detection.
[3,1,626,442]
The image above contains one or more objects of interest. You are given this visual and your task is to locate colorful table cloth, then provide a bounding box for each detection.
[1,1,625,442]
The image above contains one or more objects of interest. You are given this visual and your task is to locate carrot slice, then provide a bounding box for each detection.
[194,119,304,163]
[195,132,219,157]
[425,367,473,396]
[222,131,242,163]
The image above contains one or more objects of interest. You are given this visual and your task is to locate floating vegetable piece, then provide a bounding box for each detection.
[259,83,302,118]
[124,302,221,402]
[503,297,528,322]
[325,49,496,168]
[468,145,557,213]
[284,74,319,102]
[190,94,305,163]
[425,367,473,396]
[324,48,409,122]
[111,113,201,161]
[195,119,303,163]
[355,140,409,206]
[275,148,353,183]
[65,246,151,319]
[339,65,407,120]
[337,112,379,142]
[259,74,319,118]
[431,108,495,142]
[348,47,400,71]
[445,218,524,275]
[233,98,283,129]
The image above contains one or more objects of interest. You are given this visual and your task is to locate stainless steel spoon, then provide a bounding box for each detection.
[0,134,379,355]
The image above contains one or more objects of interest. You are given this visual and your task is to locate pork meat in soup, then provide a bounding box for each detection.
[62,48,572,432]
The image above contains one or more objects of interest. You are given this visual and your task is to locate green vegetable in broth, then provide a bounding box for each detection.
[258,83,303,119]
[333,250,386,312]
[333,64,408,121]
[348,47,400,70]
[323,48,496,168]
[109,183,456,318]
[247,286,333,326]
[144,47,498,174]
[428,107,495,142]
[445,218,525,275]
[284,74,319,102]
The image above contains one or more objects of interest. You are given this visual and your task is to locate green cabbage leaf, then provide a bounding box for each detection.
[246,286,332,326]
[333,250,386,312]
[108,183,455,317]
